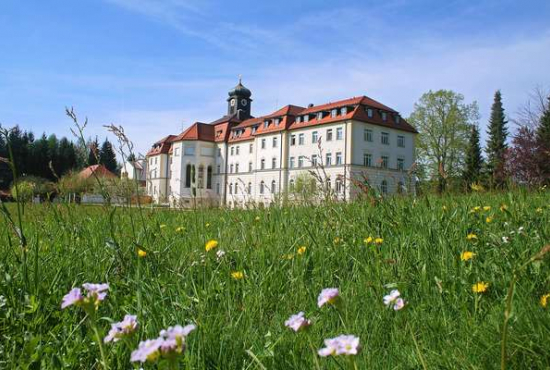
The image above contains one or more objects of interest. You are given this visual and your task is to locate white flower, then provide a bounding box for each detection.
[317,288,339,307]
[383,289,405,311]
[318,335,360,357]
[216,250,226,259]
[284,312,311,332]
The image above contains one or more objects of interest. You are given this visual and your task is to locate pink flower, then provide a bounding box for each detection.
[317,288,339,307]
[104,314,138,343]
[130,338,163,363]
[318,335,360,357]
[61,288,83,309]
[284,312,311,332]
[383,289,405,311]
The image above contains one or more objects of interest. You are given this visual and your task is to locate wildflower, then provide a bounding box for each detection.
[254,216,260,222]
[541,294,550,308]
[333,237,341,244]
[461,251,476,261]
[130,338,163,363]
[318,288,340,308]
[297,246,307,255]
[470,183,483,192]
[500,204,508,212]
[374,238,383,245]
[466,233,478,241]
[442,205,447,211]
[160,224,167,229]
[472,282,489,293]
[536,207,543,213]
[159,324,196,352]
[216,250,226,259]
[138,248,147,258]
[383,289,405,311]
[282,253,294,260]
[205,239,218,252]
[61,288,83,309]
[104,314,138,343]
[176,226,184,233]
[284,312,311,332]
[483,206,491,211]
[364,236,373,244]
[485,217,493,223]
[502,236,510,243]
[318,335,360,357]
[205,222,210,228]
[231,271,244,280]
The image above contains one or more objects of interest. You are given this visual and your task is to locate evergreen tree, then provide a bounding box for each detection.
[485,90,509,187]
[58,138,77,176]
[29,133,50,179]
[127,153,136,162]
[536,96,550,184]
[47,134,59,179]
[88,137,99,166]
[99,138,118,174]
[462,124,484,188]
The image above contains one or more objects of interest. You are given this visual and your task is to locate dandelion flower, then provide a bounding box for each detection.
[205,239,218,252]
[175,226,184,233]
[138,248,147,258]
[472,282,489,293]
[297,246,306,255]
[284,312,311,332]
[318,335,360,357]
[255,216,260,222]
[383,289,405,310]
[466,233,478,241]
[486,217,493,223]
[333,237,341,244]
[104,314,138,343]
[159,224,167,229]
[483,206,491,211]
[205,222,210,228]
[364,236,373,244]
[318,288,340,308]
[540,294,550,308]
[442,205,447,211]
[460,251,476,261]
[500,204,508,212]
[536,207,543,213]
[470,183,483,192]
[231,271,244,280]
[374,238,383,245]
[61,288,83,309]
[473,206,481,212]
[282,253,294,260]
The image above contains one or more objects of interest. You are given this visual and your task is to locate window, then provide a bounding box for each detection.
[207,166,212,189]
[304,115,309,122]
[229,183,233,195]
[230,164,234,173]
[260,181,265,194]
[272,157,277,169]
[216,183,220,194]
[380,180,388,194]
[252,126,257,134]
[326,177,331,191]
[397,135,405,148]
[197,166,204,188]
[184,146,195,156]
[336,178,343,193]
[397,158,405,171]
[317,112,323,120]
[341,107,348,115]
[289,179,295,191]
[298,156,304,168]
[296,116,301,124]
[217,148,221,157]
[275,118,280,126]
[261,158,265,170]
[364,129,373,142]
[248,182,252,194]
[363,153,372,167]
[261,138,266,149]
[273,137,278,148]
[397,181,404,194]
[235,163,239,173]
[395,115,401,124]
[271,180,276,194]
[381,156,389,169]
[366,108,373,118]
[298,133,305,145]
[336,152,343,165]
[312,154,318,166]
[264,120,269,128]
[217,165,221,174]
[326,129,333,141]
[331,109,337,118]
[234,183,239,194]
[174,148,180,156]
[326,153,332,166]
[312,131,318,143]
[185,164,193,188]
[381,132,389,145]
[248,161,253,172]
[249,143,253,153]
[336,127,343,140]
[290,134,296,146]
[230,147,234,156]
[289,157,295,168]
[236,146,240,155]
[381,112,387,121]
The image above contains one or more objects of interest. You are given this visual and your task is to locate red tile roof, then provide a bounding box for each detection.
[78,164,117,179]
[146,135,176,156]
[173,122,215,142]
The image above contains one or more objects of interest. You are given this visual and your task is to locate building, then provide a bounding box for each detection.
[146,80,417,207]
[79,164,117,180]
[121,159,147,187]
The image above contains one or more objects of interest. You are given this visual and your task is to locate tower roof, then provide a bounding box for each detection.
[228,78,252,99]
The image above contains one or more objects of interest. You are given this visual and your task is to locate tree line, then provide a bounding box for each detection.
[0,126,119,190]
[408,88,550,193]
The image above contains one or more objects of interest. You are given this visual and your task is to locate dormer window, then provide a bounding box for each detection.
[381,112,387,121]
[395,114,400,124]
[304,115,309,123]
[366,108,373,118]
[296,116,301,123]
[274,118,280,126]
[317,112,323,120]
[252,125,258,134]
[341,107,348,115]
[331,109,337,118]
[216,130,222,137]
[264,120,269,128]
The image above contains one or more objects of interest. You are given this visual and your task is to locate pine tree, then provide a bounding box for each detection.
[99,138,118,174]
[88,137,99,166]
[536,96,550,184]
[58,138,77,176]
[485,90,509,187]
[462,124,484,188]
[47,134,59,179]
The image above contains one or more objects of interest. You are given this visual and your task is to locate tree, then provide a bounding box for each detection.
[462,124,484,188]
[485,90,509,188]
[47,134,59,178]
[505,126,542,187]
[88,137,99,166]
[408,90,479,193]
[536,96,550,184]
[58,138,77,176]
[29,133,50,179]
[99,138,118,174]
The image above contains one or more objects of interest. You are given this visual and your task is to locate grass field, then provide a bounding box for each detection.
[1,190,550,369]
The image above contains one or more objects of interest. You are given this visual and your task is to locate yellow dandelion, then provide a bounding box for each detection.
[364,236,373,244]
[483,206,491,211]
[471,183,483,192]
[297,246,307,255]
[205,222,210,228]
[333,237,341,244]
[160,224,167,229]
[282,253,294,260]
[442,205,447,211]
[374,238,384,245]
[137,248,147,258]
[205,239,218,252]
[231,271,244,280]
[486,217,493,223]
[175,226,184,233]
[460,251,476,261]
[500,204,508,212]
[467,233,478,241]
[472,282,489,293]
[536,207,543,213]
[541,293,550,308]
[255,216,260,222]
[472,206,481,212]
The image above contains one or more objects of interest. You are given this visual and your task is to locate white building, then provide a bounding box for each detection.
[146,80,417,207]
[121,159,147,185]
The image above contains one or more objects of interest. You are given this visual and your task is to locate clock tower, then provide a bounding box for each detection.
[227,77,252,119]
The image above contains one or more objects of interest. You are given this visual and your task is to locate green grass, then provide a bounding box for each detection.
[1,190,550,369]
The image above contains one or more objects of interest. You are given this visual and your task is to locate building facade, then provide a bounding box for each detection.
[146,80,417,207]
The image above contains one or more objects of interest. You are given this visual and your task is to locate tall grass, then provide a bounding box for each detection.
[0,190,549,369]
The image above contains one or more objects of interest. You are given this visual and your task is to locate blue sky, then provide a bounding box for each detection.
[1,0,549,155]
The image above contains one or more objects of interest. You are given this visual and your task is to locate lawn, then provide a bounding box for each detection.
[0,190,549,369]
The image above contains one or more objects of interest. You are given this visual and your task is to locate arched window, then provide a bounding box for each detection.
[397,181,404,194]
[185,164,192,188]
[260,181,265,194]
[248,182,252,194]
[198,165,204,188]
[229,183,233,194]
[326,177,331,191]
[271,180,276,194]
[207,166,213,189]
[289,179,295,192]
[380,180,388,194]
[335,178,343,193]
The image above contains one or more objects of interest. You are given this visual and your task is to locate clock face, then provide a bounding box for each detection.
[230,99,236,106]
[241,99,248,106]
